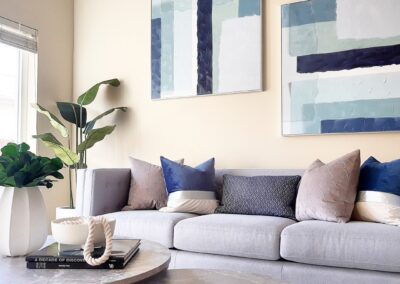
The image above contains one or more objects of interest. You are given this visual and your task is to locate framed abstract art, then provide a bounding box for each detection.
[282,0,400,135]
[151,0,262,99]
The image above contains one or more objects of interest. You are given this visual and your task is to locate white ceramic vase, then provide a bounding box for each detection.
[0,187,48,256]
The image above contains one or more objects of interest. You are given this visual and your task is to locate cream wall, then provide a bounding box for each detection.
[0,0,74,221]
[73,0,400,173]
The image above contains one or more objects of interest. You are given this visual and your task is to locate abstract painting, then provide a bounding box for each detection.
[281,0,400,135]
[151,0,262,99]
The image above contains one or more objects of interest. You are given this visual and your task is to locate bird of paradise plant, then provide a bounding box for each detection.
[32,79,127,208]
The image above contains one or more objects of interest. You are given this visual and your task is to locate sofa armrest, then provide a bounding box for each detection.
[76,168,131,216]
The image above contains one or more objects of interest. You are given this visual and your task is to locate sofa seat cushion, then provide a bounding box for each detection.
[281,220,400,273]
[103,210,196,248]
[174,214,296,260]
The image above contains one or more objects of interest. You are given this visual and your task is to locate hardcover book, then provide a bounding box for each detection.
[26,239,140,269]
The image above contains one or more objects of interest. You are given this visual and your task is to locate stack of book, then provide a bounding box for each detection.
[26,239,140,269]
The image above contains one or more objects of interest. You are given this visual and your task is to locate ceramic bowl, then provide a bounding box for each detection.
[51,217,116,246]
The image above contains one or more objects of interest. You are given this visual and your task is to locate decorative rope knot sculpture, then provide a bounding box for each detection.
[57,217,114,266]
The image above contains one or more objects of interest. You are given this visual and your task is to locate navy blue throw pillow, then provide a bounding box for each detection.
[160,156,216,193]
[359,156,400,195]
[354,157,400,225]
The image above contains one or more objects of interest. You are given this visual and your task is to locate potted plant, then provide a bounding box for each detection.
[0,143,64,256]
[32,79,127,218]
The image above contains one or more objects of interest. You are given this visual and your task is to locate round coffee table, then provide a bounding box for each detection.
[140,269,284,284]
[0,240,170,284]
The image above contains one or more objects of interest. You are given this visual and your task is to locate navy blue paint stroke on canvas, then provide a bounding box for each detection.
[321,117,400,133]
[298,44,400,73]
[151,18,162,99]
[197,0,213,95]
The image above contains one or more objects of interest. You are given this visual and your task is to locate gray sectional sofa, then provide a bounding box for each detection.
[76,168,400,284]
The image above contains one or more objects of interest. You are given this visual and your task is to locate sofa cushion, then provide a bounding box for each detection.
[281,220,400,273]
[174,214,296,260]
[103,210,196,248]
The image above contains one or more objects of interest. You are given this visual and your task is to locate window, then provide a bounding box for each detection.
[0,16,37,150]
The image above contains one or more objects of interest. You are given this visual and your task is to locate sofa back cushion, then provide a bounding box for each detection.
[353,157,400,226]
[296,150,361,223]
[215,175,301,219]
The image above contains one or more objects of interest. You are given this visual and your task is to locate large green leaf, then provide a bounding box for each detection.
[2,176,16,187]
[33,133,62,146]
[17,143,30,152]
[0,142,64,189]
[33,133,79,166]
[84,107,127,133]
[77,79,120,106]
[1,143,18,158]
[1,143,32,163]
[57,102,87,128]
[32,104,68,137]
[14,171,27,188]
[78,125,116,152]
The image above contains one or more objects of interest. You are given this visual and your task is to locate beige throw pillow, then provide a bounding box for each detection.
[296,150,361,223]
[123,157,183,210]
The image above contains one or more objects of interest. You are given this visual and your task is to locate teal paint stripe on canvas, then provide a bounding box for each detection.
[289,98,400,135]
[161,0,174,93]
[288,73,400,133]
[282,0,336,28]
[289,80,318,122]
[288,80,320,134]
[212,0,239,93]
[288,21,400,57]
[292,73,400,106]
[303,97,400,126]
[239,0,260,17]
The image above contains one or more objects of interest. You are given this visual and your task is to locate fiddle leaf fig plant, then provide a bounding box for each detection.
[0,143,64,189]
[32,78,127,208]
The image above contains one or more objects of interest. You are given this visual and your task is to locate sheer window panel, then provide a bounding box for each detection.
[0,16,37,151]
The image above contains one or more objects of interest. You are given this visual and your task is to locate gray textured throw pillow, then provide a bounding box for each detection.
[215,175,301,219]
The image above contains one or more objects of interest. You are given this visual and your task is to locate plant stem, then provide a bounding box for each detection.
[84,133,87,167]
[79,105,84,168]
[75,124,78,168]
[73,124,78,209]
[69,167,74,209]
[73,167,77,209]
[67,139,74,209]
